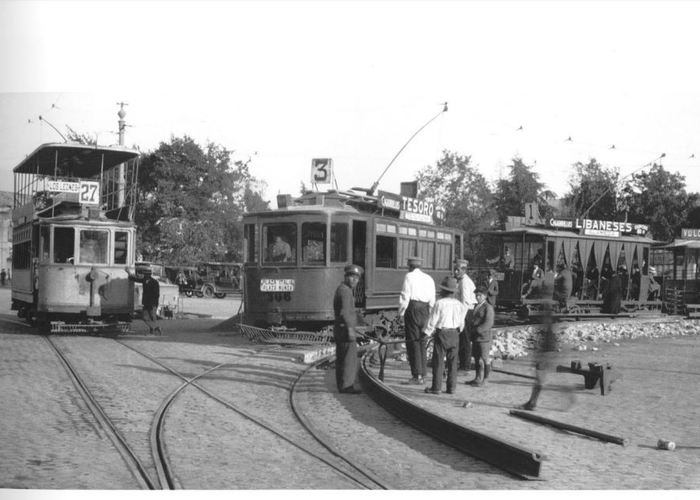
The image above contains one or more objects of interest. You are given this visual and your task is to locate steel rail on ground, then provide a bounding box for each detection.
[358,345,544,480]
[43,336,157,489]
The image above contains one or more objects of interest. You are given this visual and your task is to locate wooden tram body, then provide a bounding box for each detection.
[241,189,463,329]
[11,143,140,332]
[650,230,700,316]
[480,217,661,316]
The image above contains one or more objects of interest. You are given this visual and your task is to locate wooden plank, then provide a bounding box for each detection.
[509,410,629,446]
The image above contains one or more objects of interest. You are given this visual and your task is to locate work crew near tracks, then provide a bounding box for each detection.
[454,259,476,374]
[467,286,494,387]
[125,265,162,336]
[423,276,465,395]
[399,256,435,385]
[333,264,364,394]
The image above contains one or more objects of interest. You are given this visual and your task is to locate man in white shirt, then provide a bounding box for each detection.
[423,276,465,395]
[399,256,436,385]
[454,259,476,373]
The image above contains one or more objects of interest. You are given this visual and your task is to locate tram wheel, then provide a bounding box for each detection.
[203,285,215,298]
[214,292,226,299]
[185,290,194,297]
[195,291,204,298]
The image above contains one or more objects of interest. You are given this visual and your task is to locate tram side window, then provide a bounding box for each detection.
[397,238,417,268]
[114,232,128,265]
[40,226,50,262]
[435,243,452,270]
[330,223,348,262]
[302,222,326,265]
[53,227,75,264]
[80,230,108,264]
[376,235,396,268]
[418,241,435,269]
[244,224,258,263]
[263,223,296,264]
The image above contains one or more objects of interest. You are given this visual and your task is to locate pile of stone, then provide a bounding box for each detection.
[490,319,700,360]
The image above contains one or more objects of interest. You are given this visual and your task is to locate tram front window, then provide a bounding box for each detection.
[264,223,296,264]
[54,227,75,264]
[302,222,326,264]
[80,230,108,264]
[114,231,128,265]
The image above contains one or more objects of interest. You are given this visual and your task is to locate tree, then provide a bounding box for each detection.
[493,158,556,227]
[562,159,619,220]
[623,164,697,242]
[65,126,97,145]
[135,136,268,264]
[415,150,496,259]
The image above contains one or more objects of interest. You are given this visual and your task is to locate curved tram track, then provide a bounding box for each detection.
[42,330,389,489]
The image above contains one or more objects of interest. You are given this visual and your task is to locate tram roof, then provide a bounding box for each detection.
[656,239,700,249]
[13,143,139,176]
[483,227,659,244]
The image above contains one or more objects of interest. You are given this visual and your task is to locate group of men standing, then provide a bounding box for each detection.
[332,257,498,396]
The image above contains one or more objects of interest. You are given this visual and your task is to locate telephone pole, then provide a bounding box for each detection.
[117,102,128,207]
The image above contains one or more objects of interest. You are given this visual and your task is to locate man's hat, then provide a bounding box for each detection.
[454,259,468,268]
[344,264,364,276]
[440,276,458,293]
[489,268,497,275]
[407,256,423,266]
[475,285,488,295]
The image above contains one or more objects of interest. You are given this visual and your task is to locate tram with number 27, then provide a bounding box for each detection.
[241,185,464,332]
[11,143,140,333]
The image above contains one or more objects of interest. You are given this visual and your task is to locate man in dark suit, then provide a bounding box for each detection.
[333,265,364,394]
[553,263,573,309]
[467,287,495,387]
[486,268,499,307]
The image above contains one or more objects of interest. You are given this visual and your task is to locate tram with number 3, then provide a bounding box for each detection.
[11,143,140,333]
[241,185,464,332]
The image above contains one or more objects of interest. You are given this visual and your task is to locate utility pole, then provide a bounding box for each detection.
[117,102,128,207]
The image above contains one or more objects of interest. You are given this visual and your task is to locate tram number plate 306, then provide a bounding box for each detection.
[260,279,295,292]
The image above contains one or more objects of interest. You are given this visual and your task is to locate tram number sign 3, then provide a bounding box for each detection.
[260,278,296,292]
[311,158,333,185]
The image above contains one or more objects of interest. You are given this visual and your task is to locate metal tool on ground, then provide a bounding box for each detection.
[556,360,621,395]
[510,409,629,446]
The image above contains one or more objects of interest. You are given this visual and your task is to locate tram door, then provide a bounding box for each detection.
[352,220,367,308]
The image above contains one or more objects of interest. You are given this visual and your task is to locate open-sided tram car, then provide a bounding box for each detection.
[241,189,463,330]
[11,143,140,333]
[650,228,700,316]
[480,216,661,317]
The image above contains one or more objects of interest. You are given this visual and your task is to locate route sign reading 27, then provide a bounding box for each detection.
[311,158,333,185]
[79,181,100,205]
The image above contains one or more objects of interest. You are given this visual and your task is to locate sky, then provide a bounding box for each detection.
[1,0,700,206]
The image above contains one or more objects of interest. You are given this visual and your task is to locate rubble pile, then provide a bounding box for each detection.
[490,319,700,360]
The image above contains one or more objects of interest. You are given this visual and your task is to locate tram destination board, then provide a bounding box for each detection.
[260,278,296,292]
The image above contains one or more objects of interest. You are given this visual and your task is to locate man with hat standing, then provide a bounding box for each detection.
[467,286,495,387]
[333,264,364,394]
[399,256,435,385]
[125,265,162,335]
[423,276,465,395]
[454,259,476,373]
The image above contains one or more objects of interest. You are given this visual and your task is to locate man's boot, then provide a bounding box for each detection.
[482,362,491,386]
[518,385,542,410]
[467,361,482,386]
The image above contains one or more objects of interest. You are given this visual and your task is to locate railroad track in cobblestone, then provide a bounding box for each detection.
[43,335,162,489]
[116,340,390,489]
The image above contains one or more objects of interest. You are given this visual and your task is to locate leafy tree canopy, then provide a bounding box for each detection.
[415,150,496,259]
[135,135,268,264]
[623,164,697,242]
[562,158,619,220]
[493,158,556,226]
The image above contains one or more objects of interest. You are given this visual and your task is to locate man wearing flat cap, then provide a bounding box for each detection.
[333,264,364,394]
[399,256,435,385]
[423,276,465,395]
[453,259,476,373]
